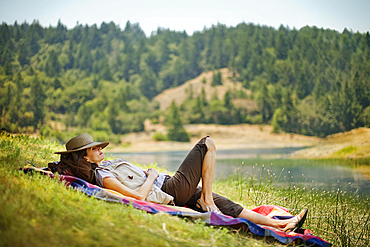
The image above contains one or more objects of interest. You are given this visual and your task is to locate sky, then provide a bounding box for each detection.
[0,0,369,36]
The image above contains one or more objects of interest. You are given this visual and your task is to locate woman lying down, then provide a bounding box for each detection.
[51,133,308,233]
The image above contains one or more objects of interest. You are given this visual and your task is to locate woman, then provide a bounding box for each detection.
[53,133,308,232]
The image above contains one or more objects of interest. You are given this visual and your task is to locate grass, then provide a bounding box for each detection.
[333,145,358,157]
[214,162,370,246]
[0,132,369,246]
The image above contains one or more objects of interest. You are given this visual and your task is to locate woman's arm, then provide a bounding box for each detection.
[102,168,158,201]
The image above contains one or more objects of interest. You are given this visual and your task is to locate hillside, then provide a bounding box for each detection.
[291,127,370,159]
[153,68,255,111]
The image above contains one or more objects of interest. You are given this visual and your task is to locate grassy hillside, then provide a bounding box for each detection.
[153,68,254,111]
[291,127,370,159]
[1,133,369,246]
[0,133,269,247]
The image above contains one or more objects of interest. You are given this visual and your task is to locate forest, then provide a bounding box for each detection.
[0,20,369,142]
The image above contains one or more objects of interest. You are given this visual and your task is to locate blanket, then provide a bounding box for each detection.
[22,166,331,247]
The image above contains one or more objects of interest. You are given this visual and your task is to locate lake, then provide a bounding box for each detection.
[107,147,370,197]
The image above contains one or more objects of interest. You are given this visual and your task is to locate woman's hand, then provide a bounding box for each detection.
[144,168,159,179]
[103,168,158,201]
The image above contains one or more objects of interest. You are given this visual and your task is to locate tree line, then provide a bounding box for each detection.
[0,20,369,142]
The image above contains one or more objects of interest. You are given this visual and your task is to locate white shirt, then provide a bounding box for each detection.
[96,160,167,189]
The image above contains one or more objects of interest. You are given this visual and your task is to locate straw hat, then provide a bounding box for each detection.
[55,133,109,154]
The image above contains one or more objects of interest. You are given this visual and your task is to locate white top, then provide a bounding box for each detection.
[95,160,167,189]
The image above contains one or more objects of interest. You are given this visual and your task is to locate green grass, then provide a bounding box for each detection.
[333,145,358,157]
[0,133,369,246]
[214,162,370,246]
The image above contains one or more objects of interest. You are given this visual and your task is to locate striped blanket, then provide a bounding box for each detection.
[22,167,331,247]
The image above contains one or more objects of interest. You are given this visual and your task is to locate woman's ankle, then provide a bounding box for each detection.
[200,195,214,205]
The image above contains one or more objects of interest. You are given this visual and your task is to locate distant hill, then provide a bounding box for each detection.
[154,68,256,111]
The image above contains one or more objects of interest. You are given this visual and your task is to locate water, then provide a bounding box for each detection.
[107,147,370,197]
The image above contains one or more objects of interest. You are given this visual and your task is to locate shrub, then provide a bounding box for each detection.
[152,132,168,141]
[251,114,263,125]
[211,71,222,86]
[167,128,190,142]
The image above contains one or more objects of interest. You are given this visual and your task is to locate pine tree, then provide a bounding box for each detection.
[281,89,298,132]
[276,26,288,60]
[312,76,327,100]
[30,76,46,128]
[166,101,190,142]
[296,70,307,99]
[341,80,362,130]
[259,82,271,122]
[211,71,222,86]
[17,41,30,66]
[45,50,60,77]
[352,71,369,109]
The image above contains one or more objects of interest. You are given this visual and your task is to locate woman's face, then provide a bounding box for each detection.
[84,146,105,163]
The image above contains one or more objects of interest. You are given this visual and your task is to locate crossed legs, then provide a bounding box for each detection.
[200,137,307,231]
[198,137,221,212]
[162,136,307,231]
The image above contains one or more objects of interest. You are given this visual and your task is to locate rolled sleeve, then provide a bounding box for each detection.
[96,169,116,187]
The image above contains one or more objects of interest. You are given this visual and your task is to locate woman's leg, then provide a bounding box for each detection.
[198,137,220,212]
[161,137,209,206]
[162,137,307,230]
[187,188,306,231]
[238,208,308,231]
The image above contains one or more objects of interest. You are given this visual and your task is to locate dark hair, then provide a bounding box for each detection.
[58,148,98,185]
[60,149,87,162]
[75,149,88,158]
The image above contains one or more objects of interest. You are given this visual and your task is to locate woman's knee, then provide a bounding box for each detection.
[205,137,216,152]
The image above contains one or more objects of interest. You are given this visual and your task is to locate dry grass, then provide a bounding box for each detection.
[153,68,251,111]
[291,127,370,159]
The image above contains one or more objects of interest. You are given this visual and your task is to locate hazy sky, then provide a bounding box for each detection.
[0,0,369,36]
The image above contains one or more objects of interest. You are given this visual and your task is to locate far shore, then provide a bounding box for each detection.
[106,123,322,153]
[106,124,370,160]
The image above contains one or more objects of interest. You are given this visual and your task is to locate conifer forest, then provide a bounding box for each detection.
[0,20,369,142]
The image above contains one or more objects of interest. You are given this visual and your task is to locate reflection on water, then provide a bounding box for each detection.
[107,147,370,197]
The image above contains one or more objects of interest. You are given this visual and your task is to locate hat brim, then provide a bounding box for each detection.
[55,141,109,154]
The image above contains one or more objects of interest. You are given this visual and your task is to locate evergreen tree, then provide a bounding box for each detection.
[4,61,12,75]
[17,41,30,66]
[296,70,307,99]
[276,25,288,60]
[271,108,284,133]
[281,89,298,132]
[28,27,41,56]
[352,71,369,109]
[259,82,271,121]
[312,76,327,100]
[166,101,190,142]
[45,49,60,77]
[30,76,46,128]
[107,103,120,134]
[211,71,222,86]
[340,80,362,130]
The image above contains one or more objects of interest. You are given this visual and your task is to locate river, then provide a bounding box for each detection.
[107,147,370,197]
